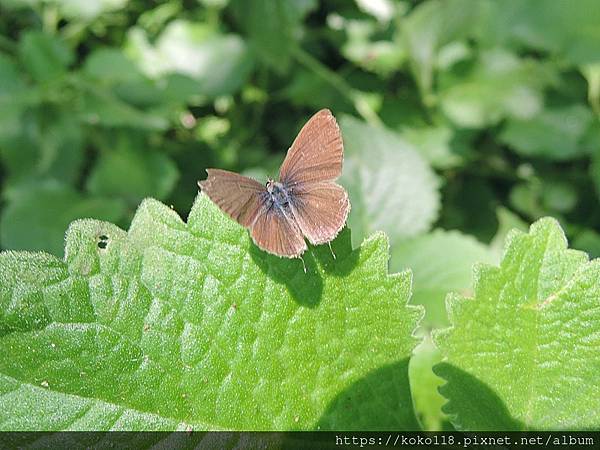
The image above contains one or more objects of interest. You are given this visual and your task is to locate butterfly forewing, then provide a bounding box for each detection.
[251,206,307,257]
[198,169,265,228]
[279,109,343,186]
[290,182,350,245]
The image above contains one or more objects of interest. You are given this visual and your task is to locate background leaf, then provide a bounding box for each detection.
[0,182,126,257]
[409,336,450,431]
[500,104,594,160]
[229,0,317,73]
[18,31,74,83]
[340,116,440,248]
[86,144,179,205]
[391,229,496,329]
[126,21,253,98]
[434,218,600,430]
[440,49,553,128]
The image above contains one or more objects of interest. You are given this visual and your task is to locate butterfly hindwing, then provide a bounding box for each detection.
[289,182,350,245]
[251,205,307,258]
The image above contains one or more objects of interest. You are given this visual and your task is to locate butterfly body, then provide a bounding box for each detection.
[265,179,292,210]
[199,109,350,259]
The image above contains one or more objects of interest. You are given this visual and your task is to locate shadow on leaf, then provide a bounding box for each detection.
[249,228,361,308]
[249,243,324,308]
[312,227,360,277]
[314,359,420,430]
[433,362,524,431]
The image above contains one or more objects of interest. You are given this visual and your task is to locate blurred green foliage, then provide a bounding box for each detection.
[1,0,600,432]
[1,0,599,258]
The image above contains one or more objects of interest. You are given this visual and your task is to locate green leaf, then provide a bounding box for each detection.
[0,0,129,20]
[400,125,463,169]
[0,108,84,189]
[339,116,440,248]
[0,53,27,114]
[58,0,129,20]
[87,146,179,204]
[588,145,600,202]
[0,194,423,430]
[83,48,144,85]
[500,104,594,160]
[341,19,406,76]
[409,336,451,431]
[573,229,600,259]
[229,0,317,73]
[401,0,481,103]
[481,0,600,66]
[0,182,126,257]
[125,21,253,98]
[440,49,554,128]
[18,31,74,83]
[582,64,600,115]
[78,87,169,130]
[391,229,496,329]
[434,218,600,430]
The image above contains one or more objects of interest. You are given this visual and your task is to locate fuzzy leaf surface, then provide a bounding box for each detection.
[434,218,600,430]
[0,195,422,431]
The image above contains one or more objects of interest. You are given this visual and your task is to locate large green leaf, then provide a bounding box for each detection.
[339,116,440,248]
[434,218,600,430]
[0,194,423,430]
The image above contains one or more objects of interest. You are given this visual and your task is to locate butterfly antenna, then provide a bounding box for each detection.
[328,242,336,260]
[299,255,307,273]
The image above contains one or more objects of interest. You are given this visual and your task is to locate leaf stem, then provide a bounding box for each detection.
[291,45,383,127]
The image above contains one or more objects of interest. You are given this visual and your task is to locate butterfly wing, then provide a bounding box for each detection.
[289,182,350,245]
[198,169,265,228]
[279,109,350,245]
[279,109,343,186]
[251,206,307,258]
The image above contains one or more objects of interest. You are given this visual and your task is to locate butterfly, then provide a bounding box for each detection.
[198,109,350,261]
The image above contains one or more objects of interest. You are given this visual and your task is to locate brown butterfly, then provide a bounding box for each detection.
[198,109,350,261]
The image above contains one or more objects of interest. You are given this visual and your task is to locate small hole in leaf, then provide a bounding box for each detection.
[98,241,108,249]
[99,234,109,241]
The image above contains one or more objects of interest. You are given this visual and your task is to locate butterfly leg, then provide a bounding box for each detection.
[299,255,307,273]
[328,241,337,260]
